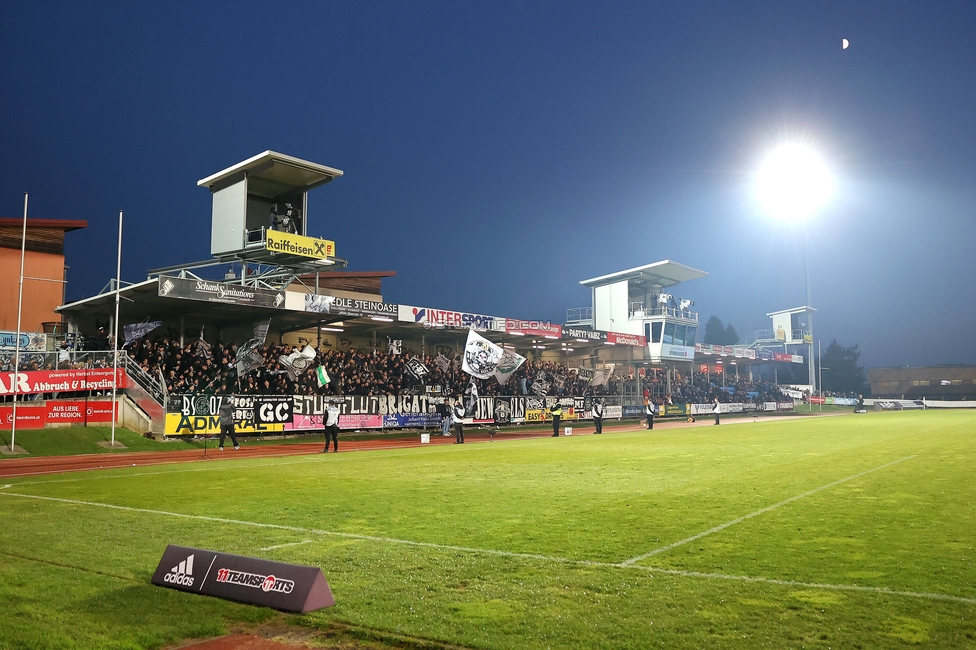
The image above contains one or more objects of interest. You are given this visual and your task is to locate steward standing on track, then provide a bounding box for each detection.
[713,398,721,425]
[549,401,562,437]
[452,396,466,444]
[592,399,604,434]
[322,403,340,453]
[218,395,239,451]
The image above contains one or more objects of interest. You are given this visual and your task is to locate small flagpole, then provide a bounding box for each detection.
[110,211,123,447]
[9,193,29,453]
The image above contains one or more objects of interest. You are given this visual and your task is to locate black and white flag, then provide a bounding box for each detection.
[405,357,429,379]
[461,329,504,380]
[492,348,526,385]
[279,345,317,381]
[434,353,451,372]
[123,321,161,347]
[388,338,402,355]
[235,319,271,376]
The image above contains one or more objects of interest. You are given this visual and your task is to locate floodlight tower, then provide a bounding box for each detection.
[756,143,832,393]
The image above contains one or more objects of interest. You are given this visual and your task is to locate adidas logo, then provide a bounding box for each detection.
[163,553,195,587]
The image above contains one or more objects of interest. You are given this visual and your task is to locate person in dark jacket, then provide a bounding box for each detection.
[451,397,466,444]
[218,394,239,450]
[592,399,604,434]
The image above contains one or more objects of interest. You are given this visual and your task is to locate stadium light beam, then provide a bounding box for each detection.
[756,142,830,394]
[756,144,832,222]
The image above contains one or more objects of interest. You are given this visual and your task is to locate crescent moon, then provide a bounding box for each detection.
[842,38,849,50]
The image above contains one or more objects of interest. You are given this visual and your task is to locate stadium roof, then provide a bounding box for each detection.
[766,306,817,317]
[579,260,708,289]
[196,150,344,197]
[0,218,88,231]
[56,278,342,334]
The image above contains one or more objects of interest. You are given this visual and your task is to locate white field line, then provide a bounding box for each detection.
[620,455,917,566]
[260,539,314,551]
[3,486,974,606]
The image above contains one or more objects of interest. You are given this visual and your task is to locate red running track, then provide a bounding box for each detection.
[0,414,826,479]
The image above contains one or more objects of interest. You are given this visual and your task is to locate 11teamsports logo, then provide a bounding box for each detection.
[215,567,295,594]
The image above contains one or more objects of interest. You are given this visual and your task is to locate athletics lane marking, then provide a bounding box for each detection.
[3,484,974,607]
[620,455,917,566]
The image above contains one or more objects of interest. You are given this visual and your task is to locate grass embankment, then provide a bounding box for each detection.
[3,410,973,648]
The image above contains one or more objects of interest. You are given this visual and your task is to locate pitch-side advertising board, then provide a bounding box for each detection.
[152,545,335,613]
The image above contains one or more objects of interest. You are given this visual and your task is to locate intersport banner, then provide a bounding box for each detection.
[0,368,127,396]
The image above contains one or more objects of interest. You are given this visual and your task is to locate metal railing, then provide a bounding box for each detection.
[565,307,593,325]
[628,305,698,322]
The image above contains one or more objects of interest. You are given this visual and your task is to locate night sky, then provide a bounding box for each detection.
[2,2,974,368]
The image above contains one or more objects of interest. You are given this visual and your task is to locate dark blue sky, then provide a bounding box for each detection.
[2,2,974,368]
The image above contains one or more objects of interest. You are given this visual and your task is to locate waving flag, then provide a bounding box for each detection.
[461,329,504,379]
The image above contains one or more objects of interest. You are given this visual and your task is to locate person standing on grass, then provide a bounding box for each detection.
[322,402,340,453]
[217,394,239,450]
[593,398,604,434]
[452,396,466,444]
[713,397,721,425]
[549,401,562,437]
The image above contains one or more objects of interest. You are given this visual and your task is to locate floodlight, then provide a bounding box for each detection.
[756,143,832,221]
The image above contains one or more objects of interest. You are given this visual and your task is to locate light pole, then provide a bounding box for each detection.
[756,142,832,396]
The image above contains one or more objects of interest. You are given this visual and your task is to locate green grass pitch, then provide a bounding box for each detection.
[1,410,974,649]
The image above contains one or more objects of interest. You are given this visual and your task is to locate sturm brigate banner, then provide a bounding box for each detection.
[163,392,794,435]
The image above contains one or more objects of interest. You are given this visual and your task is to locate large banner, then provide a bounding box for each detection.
[159,276,286,309]
[0,368,127,397]
[265,230,335,259]
[303,295,398,319]
[398,305,505,332]
[165,393,772,435]
[0,331,47,351]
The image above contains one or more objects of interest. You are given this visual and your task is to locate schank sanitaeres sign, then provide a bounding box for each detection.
[152,545,335,613]
[158,276,286,309]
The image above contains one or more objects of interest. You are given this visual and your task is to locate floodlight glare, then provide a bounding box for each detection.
[756,144,832,221]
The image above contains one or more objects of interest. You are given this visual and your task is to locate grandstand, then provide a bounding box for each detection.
[8,152,803,437]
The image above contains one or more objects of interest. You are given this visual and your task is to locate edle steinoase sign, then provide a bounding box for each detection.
[151,545,335,613]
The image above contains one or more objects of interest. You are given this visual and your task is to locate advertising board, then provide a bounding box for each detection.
[265,230,335,259]
[0,368,127,396]
[159,275,285,309]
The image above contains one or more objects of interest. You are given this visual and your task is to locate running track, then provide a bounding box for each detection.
[0,414,830,479]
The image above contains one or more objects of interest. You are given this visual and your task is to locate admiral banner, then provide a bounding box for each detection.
[159,275,285,309]
[152,545,334,613]
[265,230,335,260]
[165,394,285,435]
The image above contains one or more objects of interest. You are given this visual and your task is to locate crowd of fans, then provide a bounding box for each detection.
[1,335,796,407]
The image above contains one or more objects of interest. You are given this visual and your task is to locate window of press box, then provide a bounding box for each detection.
[663,322,676,345]
[647,322,663,343]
